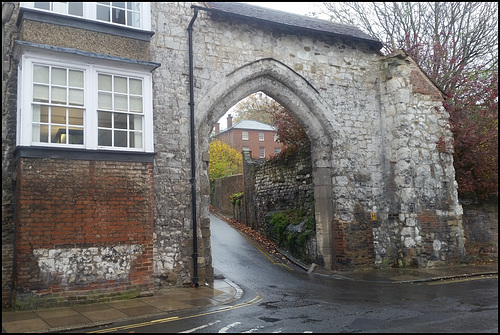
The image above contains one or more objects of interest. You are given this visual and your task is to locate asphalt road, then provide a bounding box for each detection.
[85,213,498,333]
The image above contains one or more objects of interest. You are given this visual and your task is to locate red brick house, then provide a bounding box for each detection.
[212,114,284,159]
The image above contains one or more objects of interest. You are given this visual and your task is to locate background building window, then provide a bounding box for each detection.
[259,132,264,141]
[242,131,249,140]
[259,147,265,158]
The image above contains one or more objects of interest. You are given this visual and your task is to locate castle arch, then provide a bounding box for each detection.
[195,58,355,269]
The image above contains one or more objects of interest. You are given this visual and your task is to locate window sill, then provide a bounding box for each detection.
[14,146,156,163]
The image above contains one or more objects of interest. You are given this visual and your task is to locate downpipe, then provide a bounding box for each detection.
[188,6,199,288]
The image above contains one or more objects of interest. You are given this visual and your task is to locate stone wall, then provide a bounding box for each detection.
[210,174,244,216]
[462,198,498,262]
[242,147,317,261]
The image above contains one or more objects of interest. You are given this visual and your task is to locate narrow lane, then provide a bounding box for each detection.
[81,214,498,333]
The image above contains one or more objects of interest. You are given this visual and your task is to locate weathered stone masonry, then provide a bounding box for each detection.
[2,2,472,309]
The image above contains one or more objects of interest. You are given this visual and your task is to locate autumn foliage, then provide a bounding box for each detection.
[208,139,243,181]
[445,71,498,198]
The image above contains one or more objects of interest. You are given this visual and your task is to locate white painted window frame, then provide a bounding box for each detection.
[259,147,265,158]
[258,132,264,141]
[242,131,249,141]
[17,50,154,153]
[20,2,151,31]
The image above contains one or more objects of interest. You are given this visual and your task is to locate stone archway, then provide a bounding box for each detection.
[195,58,356,270]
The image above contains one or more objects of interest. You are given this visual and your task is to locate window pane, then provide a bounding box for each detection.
[114,76,127,93]
[130,131,142,148]
[51,87,67,104]
[130,96,142,112]
[68,127,84,144]
[69,70,83,88]
[52,2,67,14]
[114,130,127,147]
[127,11,140,27]
[33,65,49,83]
[33,124,49,142]
[96,4,110,21]
[68,2,83,16]
[98,129,112,146]
[114,94,127,111]
[34,2,51,10]
[129,114,142,130]
[112,7,125,24]
[129,79,142,95]
[51,67,67,86]
[51,106,66,124]
[68,108,84,126]
[33,85,49,102]
[40,105,49,123]
[98,111,112,128]
[52,126,65,143]
[114,113,127,129]
[98,74,112,91]
[98,92,112,110]
[69,88,84,106]
[128,2,141,11]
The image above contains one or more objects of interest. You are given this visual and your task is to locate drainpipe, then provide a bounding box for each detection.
[188,6,199,288]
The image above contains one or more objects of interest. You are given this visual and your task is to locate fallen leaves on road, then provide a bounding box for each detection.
[210,205,291,263]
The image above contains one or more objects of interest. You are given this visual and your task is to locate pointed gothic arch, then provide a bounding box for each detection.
[195,58,356,270]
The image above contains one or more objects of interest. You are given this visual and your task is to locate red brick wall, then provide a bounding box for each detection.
[410,68,442,100]
[14,157,154,307]
[332,204,375,270]
[213,128,284,159]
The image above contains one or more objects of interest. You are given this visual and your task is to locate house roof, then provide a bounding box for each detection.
[231,119,276,131]
[196,2,383,51]
[215,120,276,137]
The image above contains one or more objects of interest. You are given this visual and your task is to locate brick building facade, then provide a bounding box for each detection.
[212,114,284,159]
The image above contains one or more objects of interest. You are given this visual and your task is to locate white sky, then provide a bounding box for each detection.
[243,2,327,17]
[216,2,328,130]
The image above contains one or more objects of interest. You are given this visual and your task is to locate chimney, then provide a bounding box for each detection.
[227,114,233,128]
[215,123,220,134]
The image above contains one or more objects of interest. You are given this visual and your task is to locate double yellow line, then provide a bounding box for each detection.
[88,294,264,333]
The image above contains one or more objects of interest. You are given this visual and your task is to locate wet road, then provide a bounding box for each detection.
[90,214,498,333]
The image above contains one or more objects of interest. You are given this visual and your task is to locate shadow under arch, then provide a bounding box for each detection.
[196,58,352,270]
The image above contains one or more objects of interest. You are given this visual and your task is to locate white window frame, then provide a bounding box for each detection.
[258,132,264,141]
[20,2,151,31]
[242,131,249,141]
[17,50,154,153]
[259,147,265,159]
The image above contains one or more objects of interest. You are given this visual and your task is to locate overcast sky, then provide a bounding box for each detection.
[243,2,326,17]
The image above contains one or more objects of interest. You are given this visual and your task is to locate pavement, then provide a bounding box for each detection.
[2,260,497,333]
